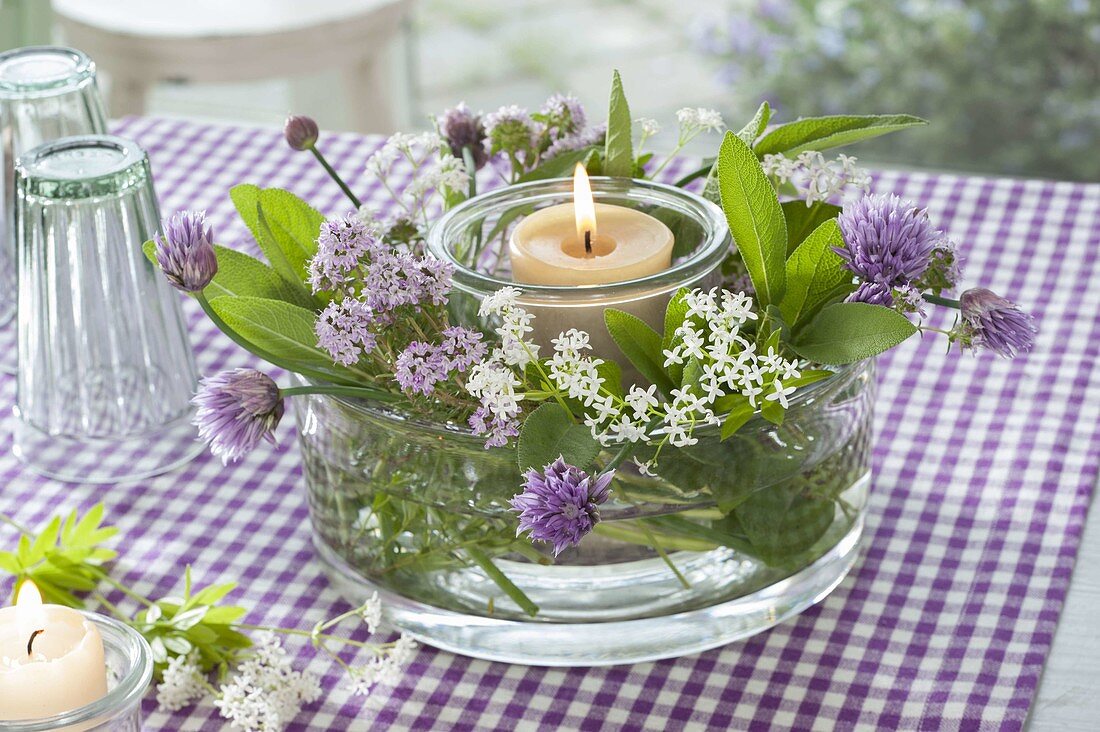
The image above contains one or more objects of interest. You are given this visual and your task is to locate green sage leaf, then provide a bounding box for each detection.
[208,296,330,365]
[782,201,842,255]
[790,302,917,365]
[256,188,325,280]
[754,114,928,157]
[716,132,787,306]
[603,70,634,177]
[605,308,676,395]
[518,146,596,183]
[780,219,855,329]
[736,101,772,146]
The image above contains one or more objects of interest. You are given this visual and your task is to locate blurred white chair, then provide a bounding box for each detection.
[52,0,413,132]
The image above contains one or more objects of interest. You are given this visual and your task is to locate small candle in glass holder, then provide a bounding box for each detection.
[508,165,675,364]
[510,164,674,287]
[0,581,108,721]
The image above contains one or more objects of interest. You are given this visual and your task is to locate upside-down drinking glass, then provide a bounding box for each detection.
[0,46,108,374]
[12,135,203,483]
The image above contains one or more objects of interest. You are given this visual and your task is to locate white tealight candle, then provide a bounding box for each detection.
[0,581,108,722]
[507,165,675,367]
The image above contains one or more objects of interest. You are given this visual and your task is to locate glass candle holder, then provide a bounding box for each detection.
[0,613,152,731]
[0,46,107,371]
[12,135,203,483]
[426,177,730,367]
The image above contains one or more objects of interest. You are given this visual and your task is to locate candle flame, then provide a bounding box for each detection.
[15,581,42,609]
[573,163,597,243]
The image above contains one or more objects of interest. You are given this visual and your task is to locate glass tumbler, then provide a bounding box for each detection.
[12,135,203,483]
[0,46,107,373]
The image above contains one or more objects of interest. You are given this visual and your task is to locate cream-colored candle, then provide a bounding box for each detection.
[508,165,675,370]
[0,581,108,722]
[510,165,674,286]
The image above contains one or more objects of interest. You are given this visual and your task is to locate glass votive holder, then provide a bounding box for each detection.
[426,176,730,366]
[0,613,152,731]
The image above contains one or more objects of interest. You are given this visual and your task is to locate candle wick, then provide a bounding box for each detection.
[584,229,592,256]
[26,629,44,656]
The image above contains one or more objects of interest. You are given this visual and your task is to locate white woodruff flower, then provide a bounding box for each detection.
[676,107,725,133]
[547,328,605,403]
[213,633,322,731]
[359,591,383,634]
[638,118,662,137]
[347,635,419,696]
[156,654,207,711]
[479,286,521,317]
[479,288,539,368]
[466,360,521,420]
[762,151,872,206]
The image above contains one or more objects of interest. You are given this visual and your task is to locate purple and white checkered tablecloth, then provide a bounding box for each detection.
[1,116,1098,731]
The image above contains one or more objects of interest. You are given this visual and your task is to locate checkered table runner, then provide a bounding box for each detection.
[1,116,1097,730]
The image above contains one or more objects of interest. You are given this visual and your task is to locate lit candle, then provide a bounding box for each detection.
[510,164,674,286]
[0,581,108,722]
[508,165,675,368]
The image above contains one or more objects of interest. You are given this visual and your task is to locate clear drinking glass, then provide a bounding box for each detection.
[0,46,107,373]
[12,135,203,483]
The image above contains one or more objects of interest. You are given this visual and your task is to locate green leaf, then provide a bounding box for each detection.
[517,403,601,472]
[729,485,836,565]
[719,398,756,440]
[780,219,856,328]
[662,289,690,385]
[256,188,325,280]
[0,552,20,575]
[754,114,928,157]
[736,101,772,146]
[603,70,634,177]
[208,296,331,365]
[790,302,917,365]
[518,147,596,183]
[207,246,314,306]
[782,201,842,255]
[229,183,265,251]
[604,309,676,395]
[760,399,785,426]
[716,131,787,306]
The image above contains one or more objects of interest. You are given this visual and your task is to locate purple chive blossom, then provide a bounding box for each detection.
[540,93,586,137]
[394,341,451,396]
[193,368,285,464]
[438,102,488,170]
[509,457,614,556]
[284,115,319,151]
[308,216,379,293]
[315,298,377,366]
[959,288,1037,358]
[154,211,218,292]
[846,281,894,306]
[484,105,537,154]
[469,407,519,449]
[440,326,486,372]
[836,194,944,289]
